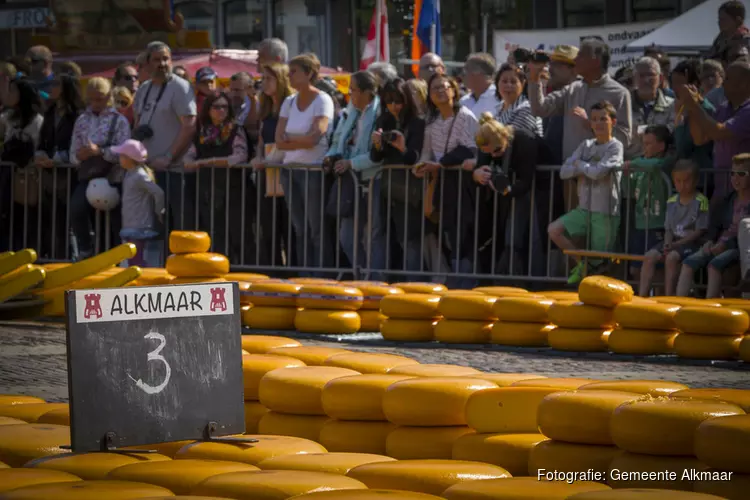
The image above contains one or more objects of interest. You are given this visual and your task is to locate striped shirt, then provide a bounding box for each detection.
[496,96,543,137]
[421,106,478,163]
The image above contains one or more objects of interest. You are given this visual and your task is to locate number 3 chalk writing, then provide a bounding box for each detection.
[127,331,171,394]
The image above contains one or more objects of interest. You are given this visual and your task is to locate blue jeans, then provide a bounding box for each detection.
[120,228,162,268]
[684,247,740,272]
[339,179,386,280]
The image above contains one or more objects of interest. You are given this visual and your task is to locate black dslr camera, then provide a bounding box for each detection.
[132,124,155,141]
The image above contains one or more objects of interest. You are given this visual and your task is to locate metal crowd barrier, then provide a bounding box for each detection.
[0,161,733,287]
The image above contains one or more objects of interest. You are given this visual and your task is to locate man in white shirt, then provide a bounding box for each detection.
[459,52,500,118]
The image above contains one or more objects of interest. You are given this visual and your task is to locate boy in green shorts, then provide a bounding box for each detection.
[548,101,624,284]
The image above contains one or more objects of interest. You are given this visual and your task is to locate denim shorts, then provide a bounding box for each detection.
[683,247,740,272]
[629,229,663,269]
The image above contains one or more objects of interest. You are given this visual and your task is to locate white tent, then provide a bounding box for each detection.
[626,0,750,53]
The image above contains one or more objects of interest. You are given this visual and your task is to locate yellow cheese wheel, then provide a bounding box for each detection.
[359,310,386,331]
[540,291,579,300]
[434,320,493,344]
[443,477,612,500]
[297,285,364,311]
[26,452,170,480]
[339,280,389,286]
[611,399,746,456]
[241,335,301,354]
[291,490,444,500]
[607,452,708,491]
[170,276,227,284]
[380,294,441,319]
[607,328,678,355]
[473,286,529,296]
[257,452,395,474]
[322,374,415,421]
[319,421,396,454]
[490,322,554,347]
[613,302,680,330]
[548,328,610,352]
[243,354,306,401]
[347,459,511,495]
[191,469,368,499]
[175,435,327,465]
[674,333,742,360]
[528,440,620,477]
[244,281,302,307]
[0,469,81,494]
[438,294,497,321]
[578,276,633,308]
[493,296,555,323]
[226,272,270,282]
[242,306,298,330]
[675,306,750,335]
[257,412,330,442]
[579,380,689,397]
[386,426,474,459]
[324,353,418,374]
[123,440,194,458]
[651,296,722,307]
[383,377,496,426]
[107,458,258,494]
[0,480,174,499]
[440,290,486,297]
[0,423,69,467]
[0,395,45,405]
[451,433,548,477]
[741,335,750,362]
[295,309,362,334]
[244,401,270,434]
[669,388,750,412]
[538,390,643,445]
[0,403,68,422]
[166,252,229,277]
[393,282,447,294]
[387,364,481,377]
[694,471,750,500]
[169,230,211,253]
[548,301,615,328]
[36,407,69,426]
[131,273,174,286]
[465,386,564,434]
[267,346,352,366]
[342,283,404,310]
[567,490,727,499]
[0,416,26,425]
[380,318,437,342]
[259,366,360,415]
[468,373,547,387]
[290,277,340,284]
[695,414,750,473]
[511,378,599,390]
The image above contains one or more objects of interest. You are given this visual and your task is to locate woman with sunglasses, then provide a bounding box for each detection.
[183,91,248,263]
[113,86,135,128]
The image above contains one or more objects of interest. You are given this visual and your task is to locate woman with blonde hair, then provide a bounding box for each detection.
[68,76,131,260]
[472,111,541,276]
[113,85,135,127]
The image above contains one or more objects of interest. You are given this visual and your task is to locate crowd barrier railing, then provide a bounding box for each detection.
[0,161,733,287]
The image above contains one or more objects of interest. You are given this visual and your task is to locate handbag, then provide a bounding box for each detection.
[78,115,118,182]
[3,129,39,207]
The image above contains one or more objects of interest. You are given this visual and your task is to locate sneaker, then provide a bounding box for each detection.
[567,261,586,284]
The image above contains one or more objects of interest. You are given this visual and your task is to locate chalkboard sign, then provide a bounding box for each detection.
[65,282,245,452]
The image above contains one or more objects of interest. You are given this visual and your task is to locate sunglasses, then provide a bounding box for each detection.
[116,100,129,107]
[121,75,138,82]
[731,170,749,177]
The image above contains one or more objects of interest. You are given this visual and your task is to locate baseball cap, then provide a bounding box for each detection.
[111,139,148,163]
[195,66,218,82]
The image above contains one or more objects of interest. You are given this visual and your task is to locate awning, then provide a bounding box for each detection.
[626,0,750,53]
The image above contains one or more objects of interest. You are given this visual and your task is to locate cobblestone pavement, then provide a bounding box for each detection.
[1,321,747,403]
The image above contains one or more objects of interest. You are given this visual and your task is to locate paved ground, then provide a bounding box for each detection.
[1,321,748,403]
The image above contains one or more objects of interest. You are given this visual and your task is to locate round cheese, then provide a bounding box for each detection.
[386,426,475,459]
[438,294,497,321]
[267,346,352,366]
[259,366,361,415]
[0,469,81,494]
[675,306,750,335]
[607,451,710,491]
[528,440,620,477]
[244,281,302,307]
[613,302,680,330]
[257,452,395,475]
[26,452,170,480]
[0,480,173,499]
[322,374,416,421]
[491,322,554,347]
[359,310,386,332]
[169,231,211,253]
[319,420,396,455]
[244,401,270,434]
[242,306,297,331]
[578,275,633,308]
[434,320,493,344]
[340,282,403,310]
[297,285,364,311]
[511,378,598,390]
[387,364,481,378]
[324,353,418,375]
[669,388,750,412]
[674,333,742,360]
[165,252,229,277]
[466,386,564,434]
[493,296,555,323]
[295,310,362,335]
[380,294,441,320]
[257,412,330,442]
[242,353,306,400]
[191,470,368,499]
[380,318,437,342]
[451,433,548,477]
[393,282,447,294]
[0,423,69,467]
[548,328,610,352]
[241,335,301,354]
[579,380,688,397]
[607,327,678,355]
[548,302,615,329]
[175,434,327,465]
[0,402,68,422]
[695,414,750,474]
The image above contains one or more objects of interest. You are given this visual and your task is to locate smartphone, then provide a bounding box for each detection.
[384,131,398,142]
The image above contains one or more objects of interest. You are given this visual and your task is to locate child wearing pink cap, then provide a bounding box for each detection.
[111,139,166,267]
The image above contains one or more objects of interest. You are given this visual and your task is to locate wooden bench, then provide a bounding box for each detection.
[563,249,646,264]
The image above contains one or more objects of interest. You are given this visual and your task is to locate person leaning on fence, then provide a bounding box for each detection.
[626,57,676,160]
[371,78,426,278]
[676,153,750,298]
[639,158,708,297]
[113,139,165,268]
[548,100,624,285]
[491,63,543,137]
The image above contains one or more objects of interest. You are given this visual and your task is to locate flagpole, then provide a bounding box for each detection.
[430,24,436,53]
[375,0,382,63]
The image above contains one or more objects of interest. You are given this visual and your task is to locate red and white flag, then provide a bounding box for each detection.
[360,0,390,70]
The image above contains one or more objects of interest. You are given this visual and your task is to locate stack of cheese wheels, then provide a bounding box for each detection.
[673,306,749,360]
[341,281,404,332]
[693,414,750,499]
[435,292,497,343]
[165,231,229,285]
[717,299,750,363]
[609,302,681,355]
[473,286,532,298]
[608,398,746,491]
[392,282,447,295]
[380,377,496,459]
[530,390,643,479]
[131,267,173,286]
[295,284,364,334]
[242,280,302,331]
[491,296,557,347]
[380,293,442,342]
[547,276,634,352]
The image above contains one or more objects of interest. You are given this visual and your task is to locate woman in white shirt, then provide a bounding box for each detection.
[275,53,335,273]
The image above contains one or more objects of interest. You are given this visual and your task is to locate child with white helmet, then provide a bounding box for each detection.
[111,139,165,267]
